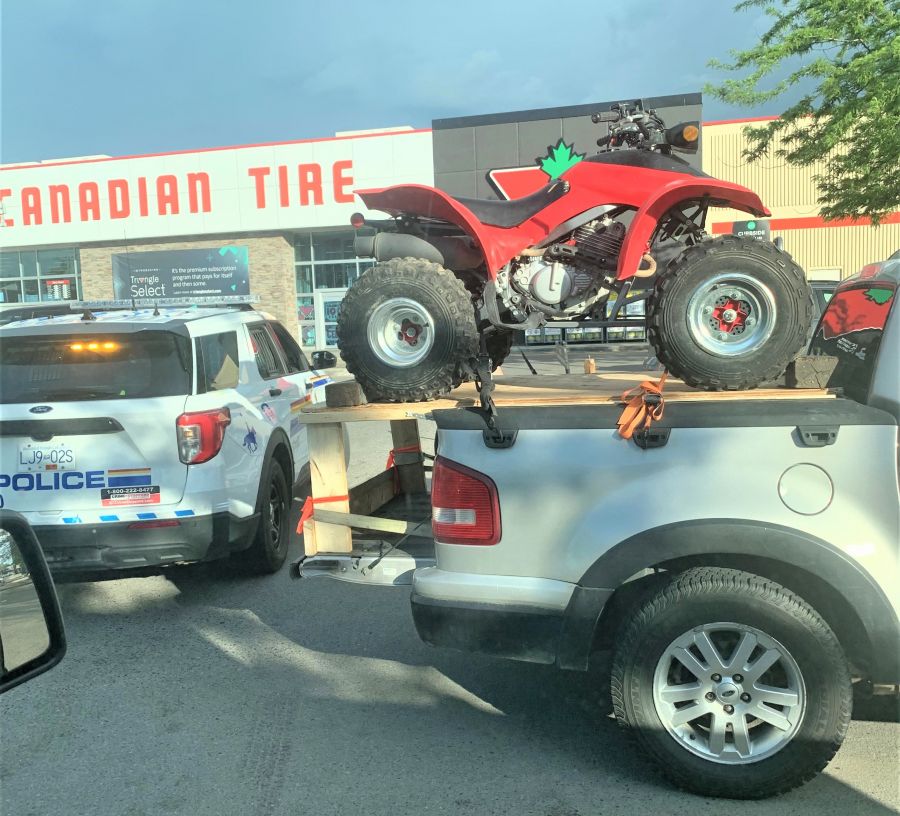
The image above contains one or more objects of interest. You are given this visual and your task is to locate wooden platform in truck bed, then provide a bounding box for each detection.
[298,373,836,423]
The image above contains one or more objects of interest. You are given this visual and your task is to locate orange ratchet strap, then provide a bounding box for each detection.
[385,444,422,470]
[617,372,668,440]
[296,494,350,533]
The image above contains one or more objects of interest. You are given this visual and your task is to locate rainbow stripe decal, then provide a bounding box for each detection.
[107,467,152,488]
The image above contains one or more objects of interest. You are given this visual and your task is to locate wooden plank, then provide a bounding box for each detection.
[348,469,397,517]
[297,374,836,423]
[304,422,352,556]
[313,508,430,536]
[389,419,427,495]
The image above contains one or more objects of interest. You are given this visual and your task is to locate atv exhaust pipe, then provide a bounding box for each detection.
[634,253,657,278]
[353,233,482,270]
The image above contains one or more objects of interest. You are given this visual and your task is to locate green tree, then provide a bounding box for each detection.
[706,0,900,223]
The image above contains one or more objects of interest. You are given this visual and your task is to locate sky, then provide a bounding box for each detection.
[0,0,794,164]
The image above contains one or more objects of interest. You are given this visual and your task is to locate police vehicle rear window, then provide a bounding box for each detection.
[0,330,191,403]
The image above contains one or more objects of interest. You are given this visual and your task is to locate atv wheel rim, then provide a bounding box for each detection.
[653,622,806,765]
[687,273,776,357]
[367,298,435,368]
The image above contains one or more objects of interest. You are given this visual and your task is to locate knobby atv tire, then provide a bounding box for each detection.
[234,459,290,575]
[610,567,851,800]
[337,257,479,402]
[648,236,815,390]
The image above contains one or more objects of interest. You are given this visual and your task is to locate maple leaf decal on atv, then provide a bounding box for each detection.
[539,140,585,179]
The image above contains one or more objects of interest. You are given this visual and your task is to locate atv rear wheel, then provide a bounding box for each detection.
[337,257,479,402]
[648,236,815,390]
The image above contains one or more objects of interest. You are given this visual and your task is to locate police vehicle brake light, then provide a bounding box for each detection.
[176,408,231,464]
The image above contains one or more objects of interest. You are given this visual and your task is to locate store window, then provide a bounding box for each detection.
[293,230,375,347]
[0,248,81,303]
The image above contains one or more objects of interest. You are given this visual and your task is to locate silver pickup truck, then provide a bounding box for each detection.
[412,260,899,799]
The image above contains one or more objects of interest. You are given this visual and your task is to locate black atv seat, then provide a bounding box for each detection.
[453,179,569,228]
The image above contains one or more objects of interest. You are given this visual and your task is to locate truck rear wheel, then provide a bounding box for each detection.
[337,258,479,402]
[610,567,851,799]
[648,236,815,390]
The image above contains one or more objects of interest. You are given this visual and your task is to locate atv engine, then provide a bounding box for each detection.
[499,219,625,317]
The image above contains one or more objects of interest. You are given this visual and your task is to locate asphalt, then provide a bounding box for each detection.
[1,348,898,816]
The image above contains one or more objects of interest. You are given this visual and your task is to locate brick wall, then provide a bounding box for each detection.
[78,233,299,337]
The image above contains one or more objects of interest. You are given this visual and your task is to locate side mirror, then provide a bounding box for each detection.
[0,510,66,695]
[311,350,337,370]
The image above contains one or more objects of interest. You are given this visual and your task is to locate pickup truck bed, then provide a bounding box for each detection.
[295,263,900,801]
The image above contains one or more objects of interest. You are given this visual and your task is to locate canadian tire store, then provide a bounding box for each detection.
[0,127,434,348]
[2,95,898,349]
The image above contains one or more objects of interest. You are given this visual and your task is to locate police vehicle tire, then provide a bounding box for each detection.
[337,258,479,402]
[610,567,851,799]
[237,459,290,574]
[648,236,815,390]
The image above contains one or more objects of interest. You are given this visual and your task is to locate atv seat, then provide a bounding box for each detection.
[453,179,569,229]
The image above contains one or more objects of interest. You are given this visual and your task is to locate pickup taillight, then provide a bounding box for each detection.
[431,456,501,545]
[176,408,231,464]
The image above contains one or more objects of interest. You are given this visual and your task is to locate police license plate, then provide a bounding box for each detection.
[18,443,76,472]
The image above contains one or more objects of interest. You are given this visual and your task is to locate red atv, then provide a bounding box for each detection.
[338,101,814,401]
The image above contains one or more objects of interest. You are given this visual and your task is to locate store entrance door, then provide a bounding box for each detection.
[314,288,348,348]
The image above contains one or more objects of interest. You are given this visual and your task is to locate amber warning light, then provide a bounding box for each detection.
[69,341,119,352]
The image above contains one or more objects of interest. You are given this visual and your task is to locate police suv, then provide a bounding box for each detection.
[0,298,333,574]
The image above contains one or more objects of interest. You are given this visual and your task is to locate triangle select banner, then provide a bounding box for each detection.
[112,246,250,299]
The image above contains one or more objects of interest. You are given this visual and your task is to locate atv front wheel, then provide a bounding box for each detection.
[648,236,815,390]
[337,257,479,402]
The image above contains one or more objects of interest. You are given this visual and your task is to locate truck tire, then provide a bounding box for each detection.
[337,258,479,402]
[647,237,815,390]
[610,567,851,799]
[235,459,290,575]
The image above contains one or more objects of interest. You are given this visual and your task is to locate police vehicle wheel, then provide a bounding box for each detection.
[237,459,290,574]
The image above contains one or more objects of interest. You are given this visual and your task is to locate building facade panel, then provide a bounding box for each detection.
[703,120,899,277]
[4,97,898,350]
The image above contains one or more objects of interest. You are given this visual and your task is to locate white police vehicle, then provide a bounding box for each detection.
[0,298,334,574]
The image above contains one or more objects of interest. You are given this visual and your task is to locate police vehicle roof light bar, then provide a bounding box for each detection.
[69,295,260,310]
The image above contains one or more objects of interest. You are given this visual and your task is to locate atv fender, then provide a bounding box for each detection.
[616,180,770,280]
[358,178,771,282]
[357,185,533,274]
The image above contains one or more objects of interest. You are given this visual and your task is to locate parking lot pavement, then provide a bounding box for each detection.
[1,362,898,816]
[1,544,897,816]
